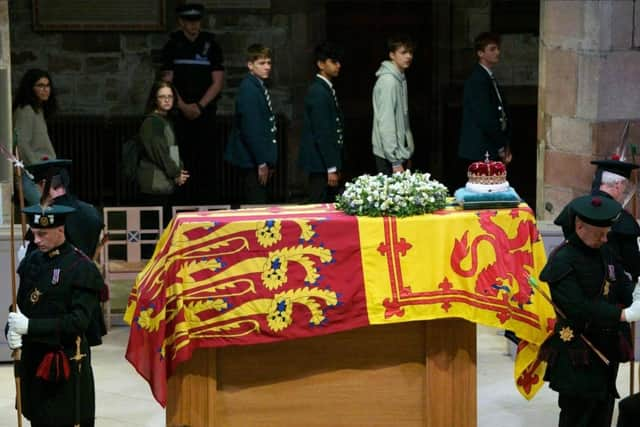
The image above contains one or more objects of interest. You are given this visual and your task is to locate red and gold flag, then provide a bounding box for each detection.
[124,204,555,406]
[124,205,369,406]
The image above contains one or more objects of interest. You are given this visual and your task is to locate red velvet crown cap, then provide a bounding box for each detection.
[467,154,507,185]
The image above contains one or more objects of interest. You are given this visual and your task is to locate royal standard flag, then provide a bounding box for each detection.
[124,204,555,405]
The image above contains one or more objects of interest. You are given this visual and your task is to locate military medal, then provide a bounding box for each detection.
[30,288,43,304]
[559,326,574,342]
[48,249,60,258]
[603,264,615,296]
[52,268,60,285]
[603,281,611,296]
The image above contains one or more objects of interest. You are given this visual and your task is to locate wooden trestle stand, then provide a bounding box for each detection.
[167,318,477,427]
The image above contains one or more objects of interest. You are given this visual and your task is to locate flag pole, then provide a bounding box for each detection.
[527,275,610,366]
[5,140,24,426]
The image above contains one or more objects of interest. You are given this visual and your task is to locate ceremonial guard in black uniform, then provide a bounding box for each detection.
[590,159,640,281]
[26,158,103,258]
[540,195,640,427]
[7,204,105,427]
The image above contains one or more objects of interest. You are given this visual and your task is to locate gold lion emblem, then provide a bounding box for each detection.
[559,326,574,342]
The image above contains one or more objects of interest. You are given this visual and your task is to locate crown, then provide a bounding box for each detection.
[467,152,507,185]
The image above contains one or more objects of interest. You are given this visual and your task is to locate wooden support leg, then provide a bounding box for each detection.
[425,319,477,427]
[167,348,217,427]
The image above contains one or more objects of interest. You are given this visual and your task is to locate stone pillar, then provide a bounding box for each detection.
[0,0,15,362]
[539,0,640,220]
[0,0,11,224]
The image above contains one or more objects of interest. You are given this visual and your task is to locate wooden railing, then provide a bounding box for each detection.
[48,114,289,208]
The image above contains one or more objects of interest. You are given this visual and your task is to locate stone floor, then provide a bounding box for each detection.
[0,325,633,426]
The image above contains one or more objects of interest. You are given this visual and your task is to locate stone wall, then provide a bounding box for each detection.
[539,0,640,220]
[7,0,540,199]
[450,0,539,103]
[1,0,12,224]
[9,0,319,118]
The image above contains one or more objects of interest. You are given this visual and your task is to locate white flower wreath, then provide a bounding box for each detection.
[336,171,449,217]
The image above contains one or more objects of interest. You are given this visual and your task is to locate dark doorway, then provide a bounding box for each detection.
[326,1,433,180]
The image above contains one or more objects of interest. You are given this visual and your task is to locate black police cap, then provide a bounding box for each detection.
[26,158,72,182]
[176,3,204,20]
[23,204,75,229]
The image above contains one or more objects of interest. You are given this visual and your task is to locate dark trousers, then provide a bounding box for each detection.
[307,173,340,203]
[139,192,172,228]
[31,420,94,427]
[558,393,614,427]
[240,167,269,204]
[617,392,640,427]
[174,108,218,204]
[374,155,410,176]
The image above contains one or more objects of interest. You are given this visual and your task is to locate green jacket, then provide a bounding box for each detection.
[225,73,277,168]
[17,242,104,425]
[539,233,633,399]
[137,113,182,195]
[298,76,344,173]
[53,193,103,258]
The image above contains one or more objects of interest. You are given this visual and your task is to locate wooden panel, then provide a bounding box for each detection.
[425,319,477,427]
[166,320,478,426]
[167,348,217,427]
[215,322,425,426]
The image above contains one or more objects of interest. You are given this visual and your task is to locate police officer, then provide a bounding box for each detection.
[161,3,225,203]
[26,158,103,259]
[540,195,640,427]
[7,204,105,427]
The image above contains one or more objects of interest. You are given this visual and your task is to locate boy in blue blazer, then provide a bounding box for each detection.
[298,42,345,203]
[225,44,276,203]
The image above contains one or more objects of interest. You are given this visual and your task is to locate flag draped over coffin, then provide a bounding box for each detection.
[124,204,555,406]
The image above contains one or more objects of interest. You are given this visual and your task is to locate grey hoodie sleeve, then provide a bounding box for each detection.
[373,74,402,163]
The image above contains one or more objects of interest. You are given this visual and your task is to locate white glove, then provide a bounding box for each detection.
[8,310,29,335]
[17,241,28,263]
[7,330,22,350]
[624,300,640,322]
[633,282,640,302]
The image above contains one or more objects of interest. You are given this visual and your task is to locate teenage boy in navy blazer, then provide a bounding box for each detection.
[458,32,511,164]
[298,42,345,203]
[225,44,277,204]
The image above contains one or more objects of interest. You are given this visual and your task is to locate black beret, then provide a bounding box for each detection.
[569,195,621,227]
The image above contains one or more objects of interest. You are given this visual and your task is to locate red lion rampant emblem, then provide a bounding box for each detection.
[450,210,538,306]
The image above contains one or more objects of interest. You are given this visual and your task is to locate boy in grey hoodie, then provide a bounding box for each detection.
[371,35,415,175]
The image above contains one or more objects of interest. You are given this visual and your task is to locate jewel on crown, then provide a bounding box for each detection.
[467,152,507,185]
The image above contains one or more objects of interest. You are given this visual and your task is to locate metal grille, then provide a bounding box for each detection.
[48,114,289,207]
